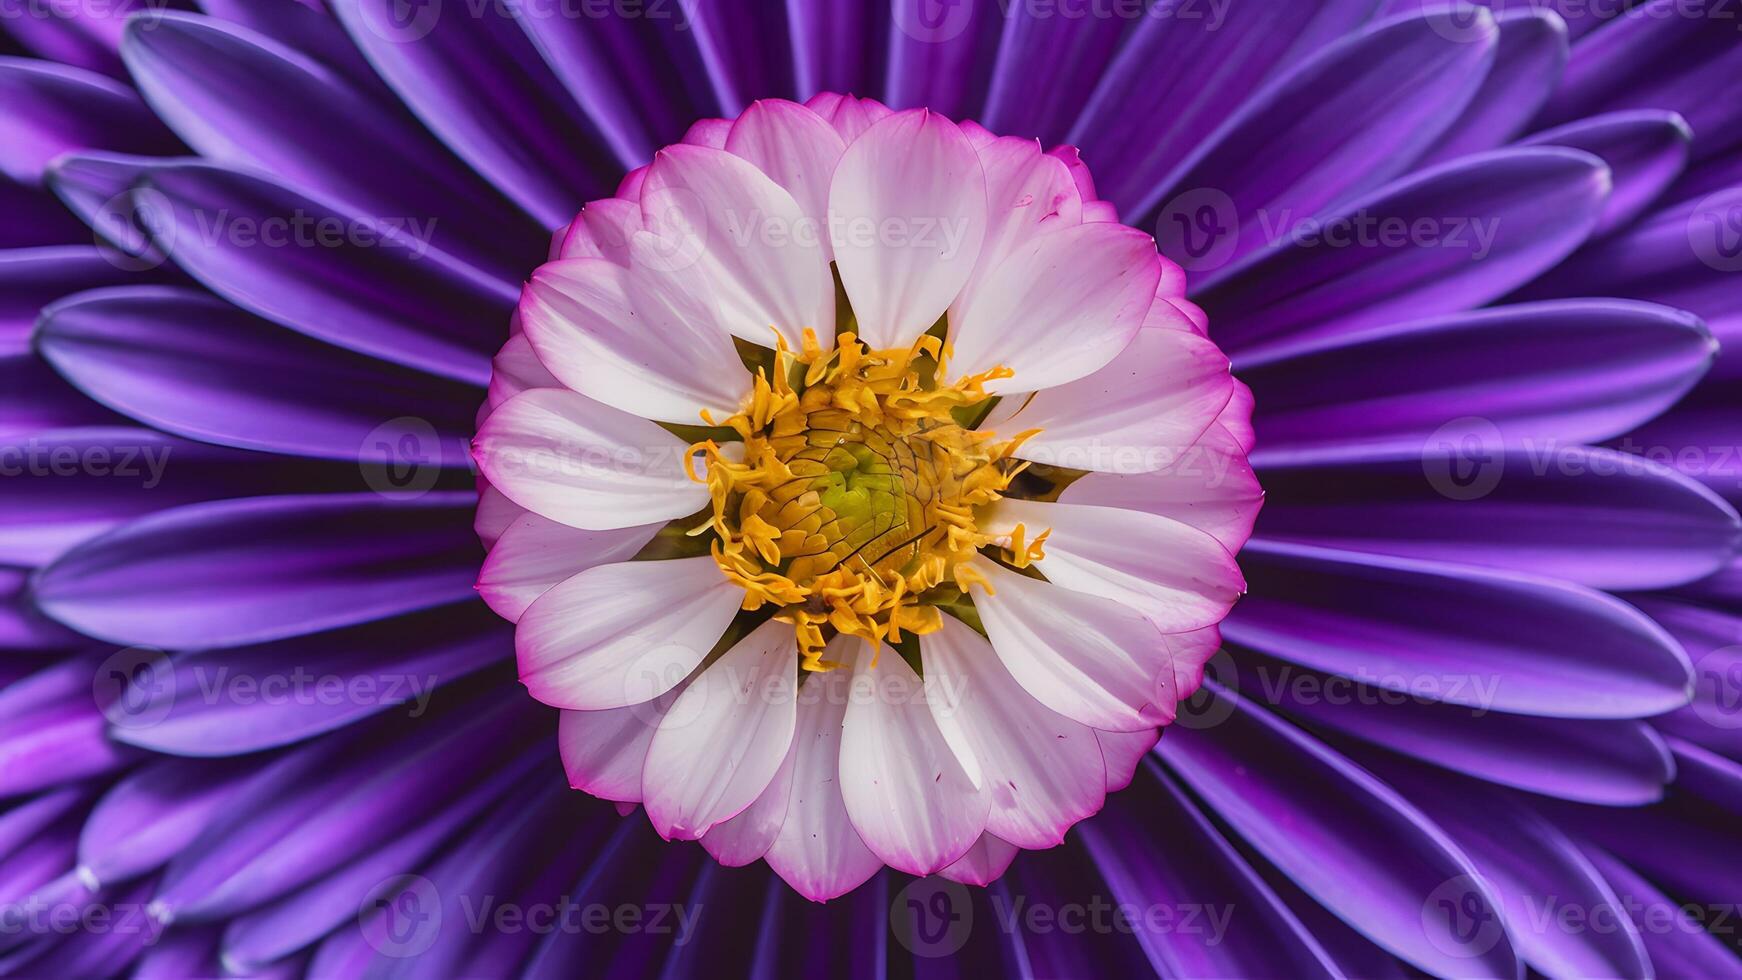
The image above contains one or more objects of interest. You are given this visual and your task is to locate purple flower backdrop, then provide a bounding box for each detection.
[0,0,1740,977]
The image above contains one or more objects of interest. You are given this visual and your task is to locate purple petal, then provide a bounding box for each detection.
[0,175,89,248]
[1240,298,1716,462]
[1254,445,1740,590]
[112,603,508,757]
[1415,8,1567,166]
[515,2,720,166]
[0,246,153,349]
[1157,682,1520,978]
[1521,109,1692,236]
[1371,759,1651,979]
[0,426,347,568]
[1152,8,1499,272]
[1196,147,1611,355]
[1580,844,1742,980]
[0,57,178,185]
[1536,0,1742,162]
[1226,540,1696,718]
[151,688,545,922]
[0,566,81,648]
[685,0,797,114]
[1637,596,1742,761]
[0,353,124,437]
[1071,0,1375,215]
[882,0,1000,119]
[76,757,256,889]
[0,652,142,796]
[1076,760,1341,976]
[219,751,554,971]
[120,11,544,280]
[328,0,620,226]
[788,0,888,102]
[37,284,479,463]
[980,2,1131,145]
[133,162,515,384]
[1258,650,1675,803]
[34,492,480,648]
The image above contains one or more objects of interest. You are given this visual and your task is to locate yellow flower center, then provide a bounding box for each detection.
[688,331,1047,670]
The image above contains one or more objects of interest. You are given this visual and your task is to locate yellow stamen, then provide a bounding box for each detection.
[690,332,1041,667]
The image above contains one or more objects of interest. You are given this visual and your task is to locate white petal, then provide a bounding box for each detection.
[804,92,893,144]
[643,619,799,840]
[838,638,987,876]
[1095,728,1158,792]
[472,387,709,531]
[557,685,689,803]
[829,109,987,349]
[973,559,1174,732]
[516,556,741,710]
[699,747,794,867]
[484,332,560,415]
[937,832,1019,887]
[955,137,1082,313]
[636,144,833,350]
[922,616,1106,849]
[474,483,521,549]
[998,328,1234,474]
[521,258,751,424]
[726,99,847,260]
[765,653,884,902]
[477,510,661,622]
[984,498,1244,632]
[949,221,1160,393]
[1061,422,1263,552]
[556,197,642,263]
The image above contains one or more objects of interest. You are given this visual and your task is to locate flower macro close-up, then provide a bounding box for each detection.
[2,0,1742,976]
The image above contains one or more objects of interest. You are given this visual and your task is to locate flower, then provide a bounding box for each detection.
[471,98,1252,892]
[0,0,1739,977]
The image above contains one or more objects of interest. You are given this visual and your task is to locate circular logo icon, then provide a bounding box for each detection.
[358,874,442,958]
[1691,645,1742,731]
[93,185,173,273]
[890,876,973,957]
[1687,190,1742,273]
[1422,873,1506,960]
[92,646,175,730]
[891,0,975,44]
[1422,416,1506,501]
[1172,648,1238,731]
[360,416,443,497]
[625,651,709,730]
[358,0,443,42]
[1155,187,1240,273]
